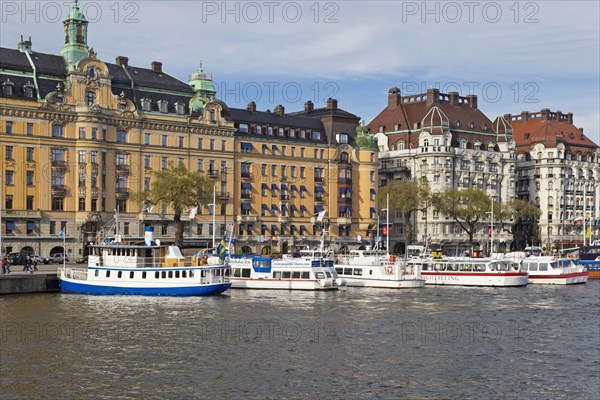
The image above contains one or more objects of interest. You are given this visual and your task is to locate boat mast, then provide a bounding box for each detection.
[490,195,494,256]
[386,193,390,254]
[212,185,216,250]
[582,187,586,247]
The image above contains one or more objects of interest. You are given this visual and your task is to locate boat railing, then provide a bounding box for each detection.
[59,266,89,281]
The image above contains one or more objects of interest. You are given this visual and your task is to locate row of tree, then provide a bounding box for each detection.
[380,180,542,251]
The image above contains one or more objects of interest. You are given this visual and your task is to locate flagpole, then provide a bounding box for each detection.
[583,186,586,247]
[386,193,390,254]
[63,228,66,269]
[212,185,216,250]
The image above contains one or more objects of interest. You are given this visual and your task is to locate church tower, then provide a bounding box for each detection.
[60,0,89,71]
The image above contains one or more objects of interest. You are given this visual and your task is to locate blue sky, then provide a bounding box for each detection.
[1,0,598,144]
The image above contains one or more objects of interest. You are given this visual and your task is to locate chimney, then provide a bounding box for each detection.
[387,87,401,110]
[520,111,529,121]
[304,100,314,113]
[466,94,478,109]
[567,112,574,124]
[448,91,459,106]
[504,113,512,122]
[151,61,162,73]
[247,101,256,113]
[17,35,32,54]
[326,98,338,110]
[555,110,562,121]
[541,108,550,120]
[116,56,129,67]
[274,104,285,116]
[426,88,440,106]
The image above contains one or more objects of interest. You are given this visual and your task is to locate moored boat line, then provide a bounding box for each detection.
[521,256,588,285]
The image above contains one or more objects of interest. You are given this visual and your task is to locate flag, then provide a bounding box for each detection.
[58,228,65,237]
[573,217,582,225]
[189,207,198,219]
[217,237,227,260]
[316,210,327,222]
[586,226,591,239]
[144,206,154,213]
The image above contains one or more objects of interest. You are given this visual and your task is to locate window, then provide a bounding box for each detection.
[370,171,375,182]
[91,151,97,164]
[5,146,13,159]
[6,121,13,134]
[158,101,168,113]
[26,171,34,186]
[161,157,167,169]
[91,199,97,211]
[198,138,203,149]
[52,124,64,137]
[27,123,33,135]
[262,164,267,176]
[313,131,321,140]
[178,157,184,165]
[5,220,14,235]
[271,165,277,177]
[116,130,127,143]
[222,140,226,151]
[336,133,348,144]
[144,177,151,191]
[210,139,215,150]
[278,128,284,136]
[116,199,127,213]
[26,196,34,210]
[239,123,249,133]
[141,98,151,111]
[86,91,96,106]
[52,197,64,211]
[459,138,467,149]
[300,130,306,139]
[5,195,13,209]
[256,125,262,134]
[162,135,167,146]
[144,133,150,145]
[79,127,86,139]
[197,159,203,172]
[300,167,305,178]
[179,137,184,148]
[91,127,97,140]
[5,171,14,185]
[144,155,151,169]
[176,102,185,115]
[79,198,86,211]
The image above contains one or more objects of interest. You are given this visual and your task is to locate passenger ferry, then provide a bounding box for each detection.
[411,255,528,287]
[334,250,425,289]
[576,240,600,279]
[228,250,339,290]
[520,256,588,285]
[58,227,231,296]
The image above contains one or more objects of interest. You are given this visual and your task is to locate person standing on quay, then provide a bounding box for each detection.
[1,256,7,274]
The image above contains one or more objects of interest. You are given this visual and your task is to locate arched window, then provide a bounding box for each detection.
[398,141,405,150]
[340,152,349,163]
[459,138,467,149]
[86,91,96,106]
[423,139,429,147]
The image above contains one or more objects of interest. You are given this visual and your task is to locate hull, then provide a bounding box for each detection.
[343,277,425,289]
[528,271,589,285]
[421,272,528,287]
[580,262,600,279]
[230,278,337,290]
[60,277,231,296]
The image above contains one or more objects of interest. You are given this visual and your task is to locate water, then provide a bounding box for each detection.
[1,283,599,399]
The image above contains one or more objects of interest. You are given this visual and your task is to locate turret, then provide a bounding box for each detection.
[188,61,216,114]
[60,0,89,71]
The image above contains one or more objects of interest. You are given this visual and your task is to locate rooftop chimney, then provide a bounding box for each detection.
[556,110,563,121]
[247,101,257,113]
[567,112,574,124]
[151,61,162,73]
[520,111,529,121]
[116,56,129,67]
[274,104,285,116]
[448,91,459,106]
[17,35,32,54]
[304,100,314,113]
[541,108,550,120]
[426,88,440,106]
[466,94,477,109]
[326,98,338,110]
[387,87,401,110]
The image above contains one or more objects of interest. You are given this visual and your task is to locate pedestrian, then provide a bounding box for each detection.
[1,256,6,274]
[23,256,30,272]
[33,257,39,272]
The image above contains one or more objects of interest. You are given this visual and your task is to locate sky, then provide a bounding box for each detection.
[1,0,599,144]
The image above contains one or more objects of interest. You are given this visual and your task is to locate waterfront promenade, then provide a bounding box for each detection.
[0,262,67,294]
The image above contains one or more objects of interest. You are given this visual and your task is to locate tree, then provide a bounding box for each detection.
[430,187,491,250]
[133,163,214,247]
[496,199,542,250]
[379,179,430,247]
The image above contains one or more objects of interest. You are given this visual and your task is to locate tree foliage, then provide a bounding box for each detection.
[496,199,542,249]
[379,179,430,246]
[133,163,214,246]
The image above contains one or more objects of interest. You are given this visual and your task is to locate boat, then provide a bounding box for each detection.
[58,226,231,296]
[520,256,588,285]
[410,255,528,287]
[334,250,425,289]
[228,230,340,290]
[575,240,600,279]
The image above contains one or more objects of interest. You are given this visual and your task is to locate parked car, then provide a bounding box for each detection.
[76,255,88,264]
[7,252,25,265]
[31,255,48,264]
[48,253,69,263]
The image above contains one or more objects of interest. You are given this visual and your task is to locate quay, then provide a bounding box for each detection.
[0,263,64,295]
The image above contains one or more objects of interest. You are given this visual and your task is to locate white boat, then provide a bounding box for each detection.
[411,256,528,287]
[228,252,339,290]
[58,227,231,296]
[520,256,588,285]
[334,250,425,289]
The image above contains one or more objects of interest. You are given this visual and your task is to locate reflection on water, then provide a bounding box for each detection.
[1,282,599,399]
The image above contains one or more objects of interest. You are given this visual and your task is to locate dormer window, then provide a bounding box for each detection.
[23,82,35,98]
[469,122,475,129]
[456,120,461,128]
[423,139,429,147]
[398,141,405,150]
[459,138,467,149]
[473,140,481,150]
[86,91,96,106]
[336,133,348,144]
[88,67,96,79]
[487,141,495,151]
[278,128,285,137]
[209,109,215,122]
[175,102,185,115]
[340,152,349,163]
[289,129,295,138]
[158,100,168,113]
[300,130,306,139]
[256,125,262,134]
[313,131,321,140]
[238,123,249,133]
[141,98,151,111]
[2,79,14,96]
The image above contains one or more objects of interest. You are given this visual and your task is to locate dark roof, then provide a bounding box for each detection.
[230,108,324,130]
[0,48,66,75]
[289,106,359,119]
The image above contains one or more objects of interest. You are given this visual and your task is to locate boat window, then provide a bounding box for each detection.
[190,270,194,278]
[130,271,134,279]
[353,269,362,276]
[423,263,431,271]
[274,271,282,279]
[106,271,110,278]
[201,270,207,278]
[521,263,528,271]
[369,270,372,275]
[292,271,301,279]
[301,272,310,279]
[118,271,122,278]
[315,272,325,279]
[325,271,332,278]
[94,270,99,277]
[528,263,538,271]
[175,271,180,278]
[282,271,291,279]
[142,271,147,279]
[182,270,187,278]
[343,268,352,275]
[168,271,173,278]
[233,268,241,277]
[241,269,251,278]
[539,263,549,271]
[335,268,343,275]
[224,268,230,277]
[155,271,159,279]
[162,271,166,279]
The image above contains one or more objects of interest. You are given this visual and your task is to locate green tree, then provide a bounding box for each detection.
[379,179,430,247]
[431,187,492,250]
[133,163,213,247]
[496,199,541,249]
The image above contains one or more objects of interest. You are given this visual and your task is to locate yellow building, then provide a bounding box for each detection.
[1,1,378,258]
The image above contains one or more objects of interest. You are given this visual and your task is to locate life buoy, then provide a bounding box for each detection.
[568,254,574,259]
[386,265,393,274]
[389,255,397,262]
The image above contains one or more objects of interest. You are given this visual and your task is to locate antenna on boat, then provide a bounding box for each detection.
[114,206,122,243]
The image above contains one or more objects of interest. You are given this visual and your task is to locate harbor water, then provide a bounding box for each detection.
[1,282,599,399]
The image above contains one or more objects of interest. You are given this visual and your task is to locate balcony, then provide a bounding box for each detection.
[5,210,42,219]
[314,176,324,183]
[51,185,67,196]
[237,215,258,223]
[314,196,324,203]
[115,164,130,174]
[278,215,289,223]
[207,169,219,179]
[337,178,353,185]
[337,197,352,204]
[218,191,230,200]
[51,160,67,170]
[337,217,351,225]
[241,171,252,180]
[380,164,410,174]
[280,194,290,201]
[115,188,130,198]
[241,192,252,200]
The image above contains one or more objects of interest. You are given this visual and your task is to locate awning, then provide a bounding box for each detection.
[242,182,252,190]
[347,187,353,194]
[272,145,278,151]
[271,225,278,231]
[6,221,14,230]
[315,205,324,212]
[281,205,288,212]
[261,204,268,210]
[370,207,376,213]
[338,205,346,212]
[315,186,325,193]
[262,144,268,150]
[290,225,297,232]
[347,206,353,213]
[241,203,251,210]
[300,205,308,212]
[271,204,279,211]
[300,186,307,192]
[290,205,298,212]
[300,225,307,232]
[290,185,297,191]
[281,184,288,191]
[370,188,376,195]
[271,184,278,191]
[241,142,253,150]
[27,221,35,229]
[262,183,269,190]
